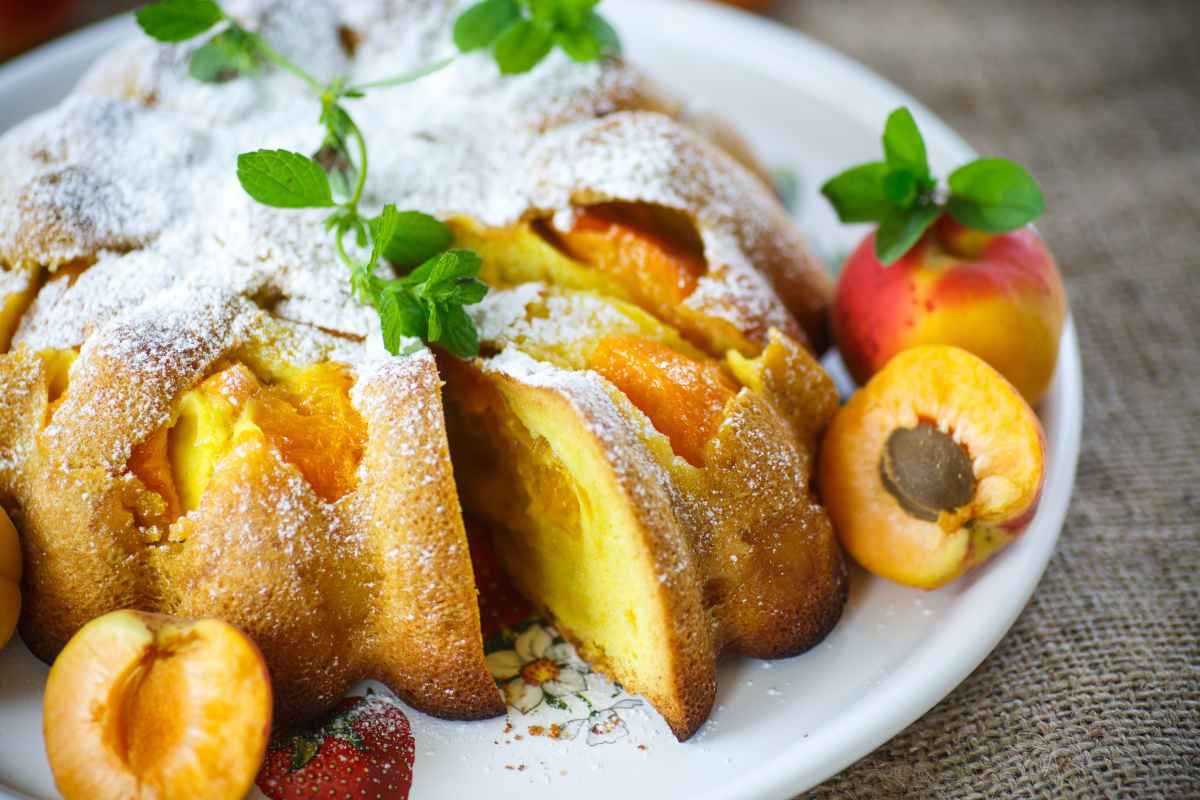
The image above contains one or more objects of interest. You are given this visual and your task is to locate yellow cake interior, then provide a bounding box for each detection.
[440,354,684,711]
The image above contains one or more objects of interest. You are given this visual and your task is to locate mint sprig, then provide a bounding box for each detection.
[136,0,491,357]
[454,0,620,73]
[821,106,1046,264]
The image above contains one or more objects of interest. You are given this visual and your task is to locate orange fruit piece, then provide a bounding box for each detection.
[557,205,705,311]
[820,345,1045,589]
[251,363,366,505]
[43,609,272,800]
[589,335,735,467]
[128,426,182,524]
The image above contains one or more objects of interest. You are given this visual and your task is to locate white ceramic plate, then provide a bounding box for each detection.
[0,2,1081,798]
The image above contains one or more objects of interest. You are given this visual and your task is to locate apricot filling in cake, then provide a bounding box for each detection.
[126,360,365,530]
[449,203,769,358]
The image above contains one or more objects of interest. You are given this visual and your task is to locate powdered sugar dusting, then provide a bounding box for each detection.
[0,0,807,362]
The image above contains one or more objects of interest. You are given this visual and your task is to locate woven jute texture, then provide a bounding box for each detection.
[776,1,1200,797]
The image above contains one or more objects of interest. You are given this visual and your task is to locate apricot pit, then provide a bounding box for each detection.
[880,423,975,523]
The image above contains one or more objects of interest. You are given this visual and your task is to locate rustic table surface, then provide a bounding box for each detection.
[21,1,1200,797]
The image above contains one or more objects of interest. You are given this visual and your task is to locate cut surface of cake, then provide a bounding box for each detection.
[0,0,843,739]
[440,286,843,738]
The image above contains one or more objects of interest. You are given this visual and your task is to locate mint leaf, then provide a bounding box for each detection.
[436,303,480,358]
[821,162,891,223]
[188,27,259,82]
[875,204,941,265]
[946,157,1045,232]
[882,107,928,178]
[883,169,918,209]
[378,288,427,353]
[556,26,602,61]
[371,204,402,268]
[236,150,334,208]
[370,212,454,269]
[136,0,223,42]
[320,102,353,143]
[553,0,602,29]
[454,0,522,52]
[421,249,482,286]
[581,12,620,57]
[443,279,488,306]
[494,19,554,74]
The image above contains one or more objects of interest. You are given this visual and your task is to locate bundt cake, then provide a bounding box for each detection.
[0,0,842,740]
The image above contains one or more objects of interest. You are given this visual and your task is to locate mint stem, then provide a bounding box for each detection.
[347,56,456,92]
[247,30,324,93]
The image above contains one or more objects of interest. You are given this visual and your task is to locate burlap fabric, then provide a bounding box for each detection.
[775,1,1200,796]
[38,1,1200,797]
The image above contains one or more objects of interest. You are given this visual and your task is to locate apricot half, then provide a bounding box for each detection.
[44,610,272,800]
[820,346,1045,589]
[556,205,706,311]
[0,508,20,650]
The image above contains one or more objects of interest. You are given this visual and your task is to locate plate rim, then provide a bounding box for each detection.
[0,5,1083,799]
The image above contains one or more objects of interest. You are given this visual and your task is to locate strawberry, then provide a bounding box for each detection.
[256,693,415,800]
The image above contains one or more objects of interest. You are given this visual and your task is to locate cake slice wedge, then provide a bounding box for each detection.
[440,286,846,739]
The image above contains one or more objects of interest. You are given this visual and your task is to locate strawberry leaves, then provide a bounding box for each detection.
[822,106,1046,264]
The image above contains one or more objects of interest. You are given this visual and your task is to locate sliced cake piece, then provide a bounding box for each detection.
[440,286,845,738]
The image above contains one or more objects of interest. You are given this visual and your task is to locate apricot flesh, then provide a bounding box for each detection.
[0,508,20,650]
[128,361,365,524]
[589,335,736,467]
[820,345,1045,589]
[44,609,272,800]
[555,204,706,313]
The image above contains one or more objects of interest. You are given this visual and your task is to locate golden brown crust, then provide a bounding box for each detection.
[691,333,846,658]
[0,296,502,725]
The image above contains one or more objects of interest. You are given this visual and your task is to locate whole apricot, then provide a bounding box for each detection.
[44,610,272,800]
[820,345,1045,589]
[0,508,20,650]
[833,216,1065,405]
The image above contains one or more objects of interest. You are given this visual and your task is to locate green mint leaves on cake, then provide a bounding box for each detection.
[454,0,621,74]
[236,150,335,208]
[821,107,1045,264]
[135,0,489,357]
[135,0,223,42]
[353,207,487,358]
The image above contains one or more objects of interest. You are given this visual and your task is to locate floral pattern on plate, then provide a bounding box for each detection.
[485,620,643,746]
